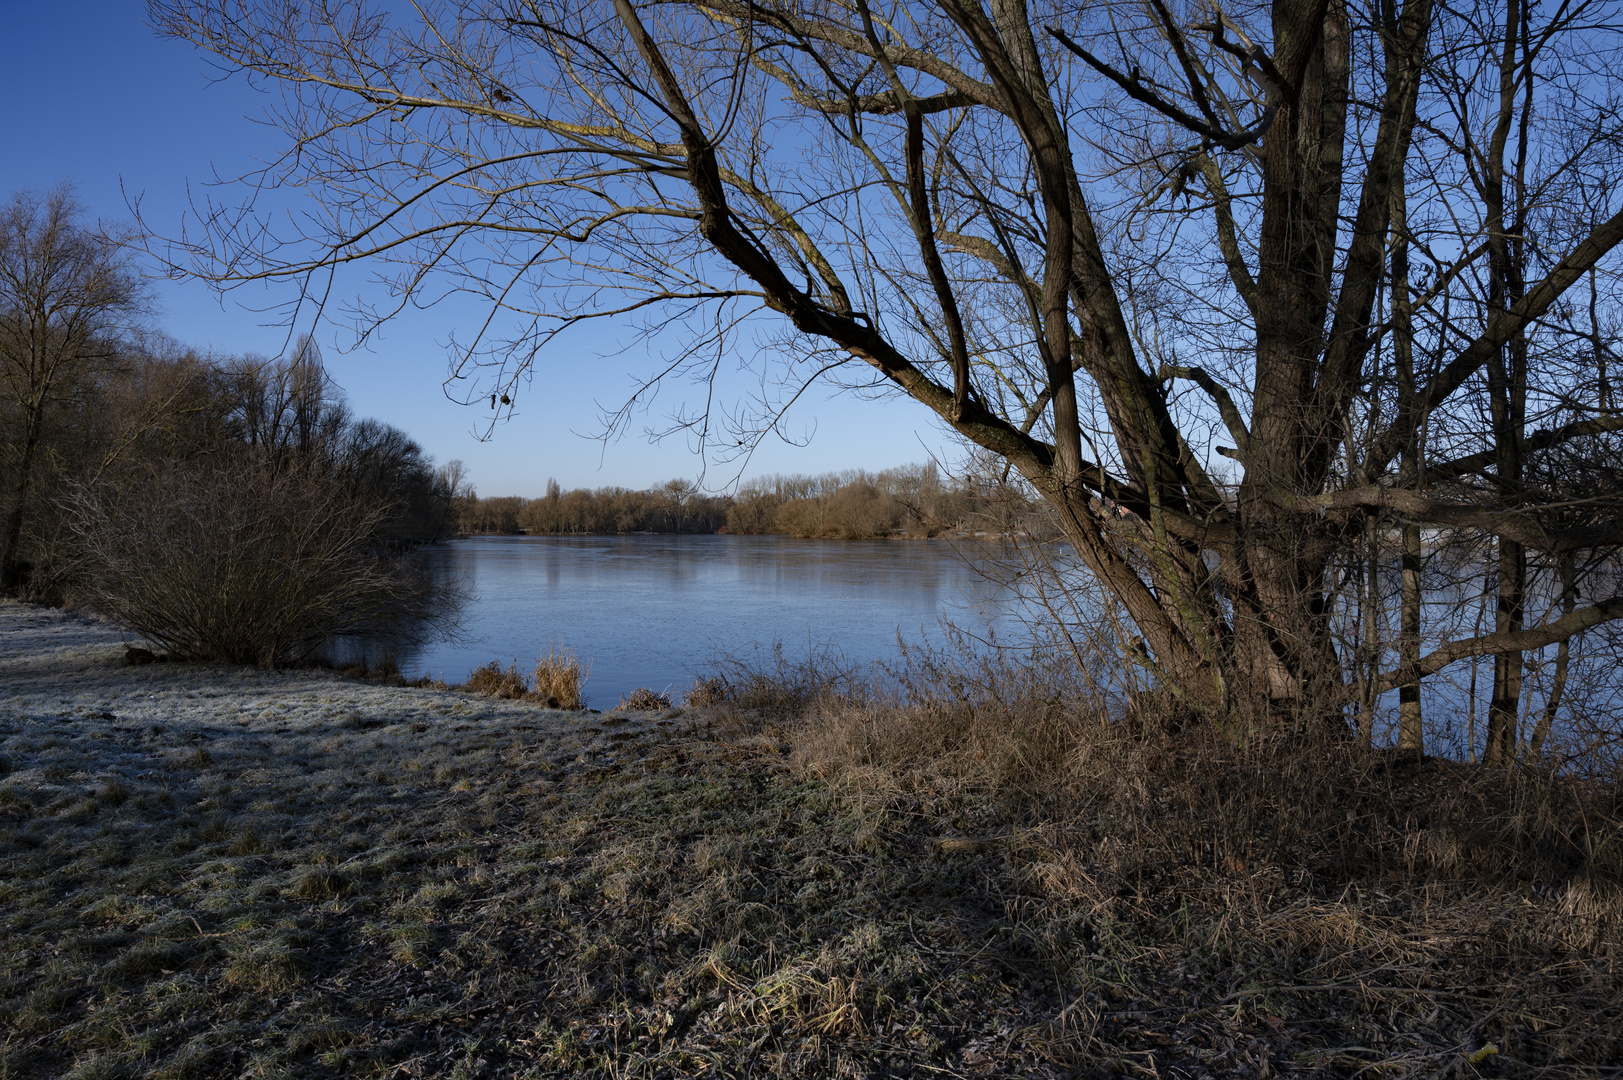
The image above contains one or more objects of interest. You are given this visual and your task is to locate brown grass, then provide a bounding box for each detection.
[683,676,730,708]
[462,659,530,699]
[533,644,588,710]
[779,644,1623,1074]
[6,630,1621,1077]
[618,687,673,711]
[456,646,589,710]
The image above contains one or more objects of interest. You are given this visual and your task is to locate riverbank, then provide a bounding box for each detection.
[2,599,1620,1077]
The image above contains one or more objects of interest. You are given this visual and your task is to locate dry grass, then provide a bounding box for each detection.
[683,676,730,708]
[784,648,1623,1075]
[5,602,1621,1077]
[533,646,588,710]
[618,688,673,711]
[462,659,532,699]
[458,647,589,710]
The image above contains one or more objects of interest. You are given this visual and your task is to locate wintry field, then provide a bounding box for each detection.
[3,600,1622,1077]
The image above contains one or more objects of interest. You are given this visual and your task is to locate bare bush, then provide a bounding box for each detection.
[64,453,453,666]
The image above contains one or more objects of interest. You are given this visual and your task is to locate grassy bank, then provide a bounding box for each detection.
[2,601,1620,1077]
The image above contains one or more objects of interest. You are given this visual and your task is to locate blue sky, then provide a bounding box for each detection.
[0,3,958,497]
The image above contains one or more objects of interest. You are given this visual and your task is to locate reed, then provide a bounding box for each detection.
[532,644,588,710]
[617,687,672,711]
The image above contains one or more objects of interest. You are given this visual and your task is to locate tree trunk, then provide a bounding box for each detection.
[1358,513,1380,746]
[0,398,45,590]
[1485,537,1524,764]
[1529,552,1575,757]
[1398,524,1424,750]
[1391,178,1424,752]
[1481,0,1531,766]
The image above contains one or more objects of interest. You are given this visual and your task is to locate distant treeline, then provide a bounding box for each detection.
[454,464,1026,538]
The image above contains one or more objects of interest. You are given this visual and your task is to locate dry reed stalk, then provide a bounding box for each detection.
[618,687,672,711]
[532,644,588,710]
[462,660,529,699]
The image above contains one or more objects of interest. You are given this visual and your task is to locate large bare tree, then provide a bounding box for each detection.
[0,186,145,591]
[148,0,1623,739]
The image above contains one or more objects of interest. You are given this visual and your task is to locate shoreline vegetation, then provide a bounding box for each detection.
[452,464,1043,541]
[4,599,1621,1077]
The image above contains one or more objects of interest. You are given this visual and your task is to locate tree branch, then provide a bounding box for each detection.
[1379,594,1623,691]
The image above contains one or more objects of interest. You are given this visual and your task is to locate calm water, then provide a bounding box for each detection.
[378,535,1025,708]
[335,534,1619,761]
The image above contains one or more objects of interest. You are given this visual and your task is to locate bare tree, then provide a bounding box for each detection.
[148,0,1623,738]
[0,186,145,590]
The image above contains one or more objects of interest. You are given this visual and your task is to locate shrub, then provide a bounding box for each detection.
[63,453,454,666]
[463,661,529,699]
[618,687,672,711]
[683,676,730,708]
[532,645,588,710]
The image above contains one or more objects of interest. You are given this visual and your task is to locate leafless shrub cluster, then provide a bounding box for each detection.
[64,452,453,666]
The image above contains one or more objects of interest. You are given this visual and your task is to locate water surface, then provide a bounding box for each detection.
[382,535,1023,708]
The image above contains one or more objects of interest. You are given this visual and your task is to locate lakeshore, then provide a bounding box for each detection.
[2,599,1620,1077]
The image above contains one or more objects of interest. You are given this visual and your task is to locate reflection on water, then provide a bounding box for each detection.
[334,535,1620,763]
[361,535,1028,708]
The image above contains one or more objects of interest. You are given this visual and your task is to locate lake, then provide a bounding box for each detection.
[341,534,1619,763]
[374,535,1031,708]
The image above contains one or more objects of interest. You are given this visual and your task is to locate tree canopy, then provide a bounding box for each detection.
[149,0,1623,749]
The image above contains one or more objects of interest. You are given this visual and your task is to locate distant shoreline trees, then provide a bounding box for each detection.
[451,462,1032,539]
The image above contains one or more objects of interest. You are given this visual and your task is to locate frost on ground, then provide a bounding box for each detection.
[5,601,1068,1080]
[9,602,1617,1078]
[0,598,696,801]
[0,600,834,1079]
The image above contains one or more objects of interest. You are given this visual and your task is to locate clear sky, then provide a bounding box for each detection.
[0,3,959,497]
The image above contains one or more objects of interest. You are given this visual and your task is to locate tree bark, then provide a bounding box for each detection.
[1482,0,1532,765]
[1391,171,1424,753]
[0,400,45,589]
[1529,552,1576,758]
